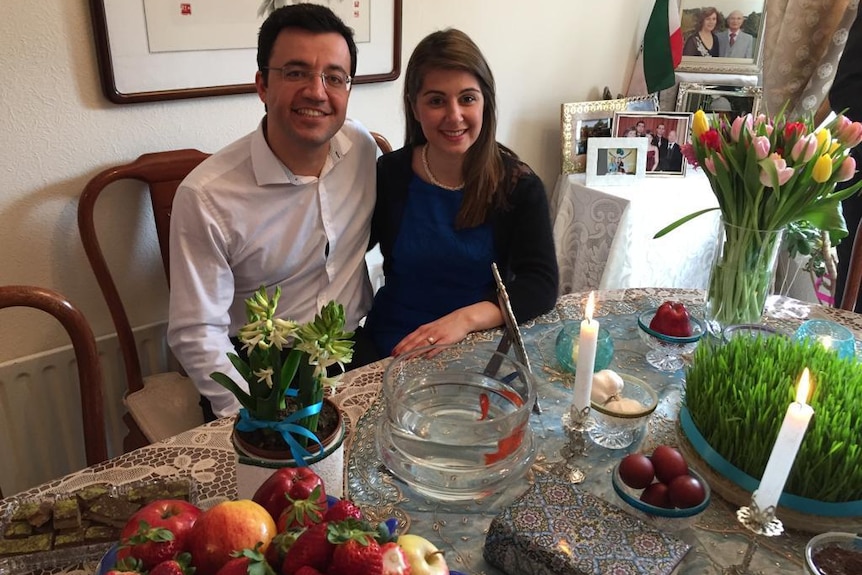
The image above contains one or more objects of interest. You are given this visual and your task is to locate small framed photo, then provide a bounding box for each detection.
[611,111,693,177]
[585,137,648,187]
[677,1,767,75]
[561,94,659,174]
[675,82,763,121]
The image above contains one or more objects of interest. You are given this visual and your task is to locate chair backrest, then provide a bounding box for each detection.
[0,285,108,474]
[78,150,210,395]
[371,131,393,154]
[841,220,862,311]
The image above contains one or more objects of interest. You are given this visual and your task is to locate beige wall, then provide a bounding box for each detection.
[0,1,639,361]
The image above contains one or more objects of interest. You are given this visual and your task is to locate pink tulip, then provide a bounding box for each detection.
[790,134,818,163]
[730,115,753,142]
[839,121,862,148]
[753,136,771,160]
[759,153,794,187]
[837,155,857,182]
[704,156,718,175]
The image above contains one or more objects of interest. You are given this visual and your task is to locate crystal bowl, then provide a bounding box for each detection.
[804,532,862,575]
[588,373,658,449]
[611,462,711,530]
[637,308,705,371]
[377,344,538,501]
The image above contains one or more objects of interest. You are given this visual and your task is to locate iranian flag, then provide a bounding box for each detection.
[626,0,683,96]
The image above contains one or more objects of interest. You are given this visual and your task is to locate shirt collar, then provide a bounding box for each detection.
[251,118,353,186]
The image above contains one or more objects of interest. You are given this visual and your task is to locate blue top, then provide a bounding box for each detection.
[365,176,495,356]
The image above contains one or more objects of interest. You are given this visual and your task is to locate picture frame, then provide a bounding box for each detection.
[677,0,766,75]
[611,111,693,177]
[585,137,649,187]
[89,0,403,104]
[675,83,763,120]
[561,94,659,174]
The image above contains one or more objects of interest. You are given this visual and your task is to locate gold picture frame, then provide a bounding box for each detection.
[561,94,659,174]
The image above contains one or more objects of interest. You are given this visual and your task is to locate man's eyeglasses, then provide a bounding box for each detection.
[262,66,352,92]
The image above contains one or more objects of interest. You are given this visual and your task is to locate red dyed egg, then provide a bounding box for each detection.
[639,482,673,509]
[619,454,655,489]
[668,474,706,508]
[651,445,688,484]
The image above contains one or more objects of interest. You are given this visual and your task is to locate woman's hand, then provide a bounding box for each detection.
[392,301,503,356]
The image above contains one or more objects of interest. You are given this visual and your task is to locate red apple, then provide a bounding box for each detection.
[649,302,693,337]
[252,467,326,523]
[187,500,277,575]
[117,499,202,568]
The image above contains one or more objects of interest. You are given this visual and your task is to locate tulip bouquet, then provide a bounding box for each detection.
[211,286,354,462]
[659,109,862,327]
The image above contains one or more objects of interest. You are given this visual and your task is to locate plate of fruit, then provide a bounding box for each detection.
[96,467,458,575]
[612,445,711,520]
[637,302,705,372]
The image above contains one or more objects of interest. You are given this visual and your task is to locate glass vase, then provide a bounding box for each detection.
[705,220,785,336]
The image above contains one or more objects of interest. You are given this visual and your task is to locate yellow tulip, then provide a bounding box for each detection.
[815,128,832,153]
[692,110,709,139]
[829,141,841,154]
[812,154,833,183]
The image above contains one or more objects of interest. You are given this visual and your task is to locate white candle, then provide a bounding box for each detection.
[571,291,598,416]
[752,369,815,514]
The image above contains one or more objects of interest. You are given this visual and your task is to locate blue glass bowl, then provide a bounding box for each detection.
[794,319,856,361]
[555,322,614,373]
[611,462,711,519]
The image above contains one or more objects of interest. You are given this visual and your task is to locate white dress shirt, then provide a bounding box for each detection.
[167,118,376,417]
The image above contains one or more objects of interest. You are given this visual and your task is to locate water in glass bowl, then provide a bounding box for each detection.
[377,345,537,501]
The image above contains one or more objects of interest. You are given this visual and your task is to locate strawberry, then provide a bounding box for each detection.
[265,529,302,569]
[216,544,275,575]
[323,499,362,523]
[294,567,325,575]
[328,520,383,575]
[149,553,194,575]
[277,486,327,531]
[118,520,180,569]
[379,542,411,575]
[105,557,144,575]
[282,522,334,575]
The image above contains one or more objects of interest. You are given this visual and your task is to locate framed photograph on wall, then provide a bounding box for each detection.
[675,83,763,120]
[677,1,766,74]
[89,0,403,104]
[611,111,693,176]
[561,94,659,174]
[585,137,649,187]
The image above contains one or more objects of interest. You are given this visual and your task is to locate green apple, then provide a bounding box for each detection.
[396,534,448,575]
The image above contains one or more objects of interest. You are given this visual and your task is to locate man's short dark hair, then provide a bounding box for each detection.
[257,4,357,79]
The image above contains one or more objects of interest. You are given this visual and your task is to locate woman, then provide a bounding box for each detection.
[683,7,720,57]
[366,29,559,358]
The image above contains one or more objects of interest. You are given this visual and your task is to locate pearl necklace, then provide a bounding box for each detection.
[421,144,464,191]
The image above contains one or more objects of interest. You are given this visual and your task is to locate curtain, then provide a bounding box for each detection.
[762,0,857,119]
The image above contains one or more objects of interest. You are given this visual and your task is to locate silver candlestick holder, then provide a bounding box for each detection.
[722,494,784,575]
[559,406,594,484]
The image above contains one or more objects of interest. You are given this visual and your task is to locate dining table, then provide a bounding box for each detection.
[3,287,860,575]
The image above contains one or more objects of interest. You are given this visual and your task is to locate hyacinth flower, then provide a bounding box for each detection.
[211,285,355,459]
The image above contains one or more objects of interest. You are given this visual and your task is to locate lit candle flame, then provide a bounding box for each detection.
[585,291,596,323]
[820,335,833,349]
[795,368,811,405]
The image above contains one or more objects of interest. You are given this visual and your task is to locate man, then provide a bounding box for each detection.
[652,123,669,168]
[167,4,378,419]
[830,9,862,310]
[659,130,683,172]
[718,10,754,59]
[634,120,647,137]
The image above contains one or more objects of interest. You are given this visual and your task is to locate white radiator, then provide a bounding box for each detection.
[0,322,170,497]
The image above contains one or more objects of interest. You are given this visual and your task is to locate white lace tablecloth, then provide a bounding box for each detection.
[550,172,721,294]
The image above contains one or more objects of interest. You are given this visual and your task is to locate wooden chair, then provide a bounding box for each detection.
[0,285,109,498]
[841,220,862,311]
[371,131,393,154]
[78,150,210,452]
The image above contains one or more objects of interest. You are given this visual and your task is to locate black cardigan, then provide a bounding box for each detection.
[371,145,559,324]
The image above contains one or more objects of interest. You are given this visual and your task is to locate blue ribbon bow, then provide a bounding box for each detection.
[235,401,324,466]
